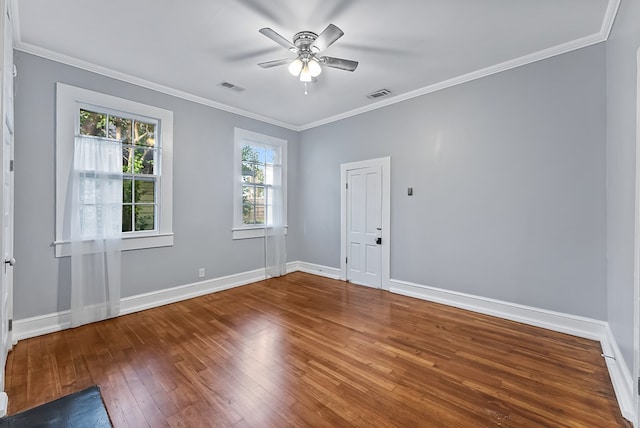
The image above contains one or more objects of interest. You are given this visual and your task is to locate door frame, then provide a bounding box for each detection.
[634,46,640,428]
[340,157,390,290]
[0,0,12,415]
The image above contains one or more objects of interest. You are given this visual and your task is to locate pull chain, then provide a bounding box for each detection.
[304,82,308,95]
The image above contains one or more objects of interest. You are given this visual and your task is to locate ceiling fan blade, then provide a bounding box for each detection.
[313,24,344,52]
[225,47,281,62]
[320,56,358,72]
[259,28,295,51]
[258,59,291,68]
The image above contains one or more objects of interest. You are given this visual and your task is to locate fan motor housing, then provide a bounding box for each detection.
[293,31,319,52]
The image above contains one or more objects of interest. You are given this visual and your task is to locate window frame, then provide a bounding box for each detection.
[55,83,174,257]
[233,128,287,240]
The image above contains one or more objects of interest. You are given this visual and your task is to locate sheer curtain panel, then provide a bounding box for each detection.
[68,136,123,327]
[265,163,286,278]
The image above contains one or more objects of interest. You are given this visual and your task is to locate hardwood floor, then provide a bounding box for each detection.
[5,272,631,427]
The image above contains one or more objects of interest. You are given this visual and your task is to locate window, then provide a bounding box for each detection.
[55,83,174,256]
[233,128,287,240]
[79,108,159,234]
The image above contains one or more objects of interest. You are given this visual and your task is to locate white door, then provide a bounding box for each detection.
[0,0,13,400]
[346,165,382,288]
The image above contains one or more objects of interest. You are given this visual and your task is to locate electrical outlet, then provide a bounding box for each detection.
[198,268,205,278]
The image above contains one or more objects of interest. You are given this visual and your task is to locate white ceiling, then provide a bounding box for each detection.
[14,0,616,130]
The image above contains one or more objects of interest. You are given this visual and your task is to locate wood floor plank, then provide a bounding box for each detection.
[5,272,631,427]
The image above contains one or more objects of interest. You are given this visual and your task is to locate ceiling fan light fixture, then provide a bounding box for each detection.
[288,58,303,76]
[308,58,322,77]
[299,64,313,82]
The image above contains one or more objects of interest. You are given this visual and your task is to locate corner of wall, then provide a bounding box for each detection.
[602,324,636,423]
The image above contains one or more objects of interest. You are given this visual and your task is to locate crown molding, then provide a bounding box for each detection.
[11,0,620,133]
[601,0,621,39]
[13,41,301,132]
[299,32,608,130]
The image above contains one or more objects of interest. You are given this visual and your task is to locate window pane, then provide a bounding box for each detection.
[242,204,255,224]
[242,162,256,183]
[135,205,155,231]
[134,121,156,147]
[255,186,265,205]
[134,148,155,175]
[265,165,274,185]
[242,185,255,204]
[122,205,133,232]
[136,179,155,203]
[252,165,265,184]
[79,109,106,137]
[122,146,133,173]
[256,147,266,163]
[242,162,265,184]
[265,148,276,165]
[242,144,261,162]
[108,115,132,143]
[123,179,132,203]
[255,206,265,224]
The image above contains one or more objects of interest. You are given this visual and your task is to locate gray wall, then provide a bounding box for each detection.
[13,51,300,319]
[12,37,615,333]
[298,44,607,319]
[606,0,640,372]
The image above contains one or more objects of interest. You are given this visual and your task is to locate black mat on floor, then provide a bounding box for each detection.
[0,385,112,428]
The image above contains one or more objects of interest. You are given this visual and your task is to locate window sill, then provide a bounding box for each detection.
[54,233,174,258]
[232,226,288,240]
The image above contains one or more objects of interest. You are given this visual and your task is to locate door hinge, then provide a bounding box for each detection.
[9,160,13,171]
[638,377,640,395]
[345,257,348,264]
[11,64,16,78]
[8,319,12,332]
[346,182,348,190]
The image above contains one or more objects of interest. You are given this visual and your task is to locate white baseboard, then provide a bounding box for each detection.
[390,279,606,339]
[389,278,635,424]
[286,261,301,274]
[13,310,72,341]
[120,268,265,316]
[295,261,341,279]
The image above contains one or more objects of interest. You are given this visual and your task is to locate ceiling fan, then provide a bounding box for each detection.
[257,24,358,83]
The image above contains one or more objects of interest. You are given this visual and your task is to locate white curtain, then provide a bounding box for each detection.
[265,163,286,278]
[68,136,123,327]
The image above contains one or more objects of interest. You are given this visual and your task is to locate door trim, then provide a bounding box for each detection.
[340,157,390,290]
[633,46,640,427]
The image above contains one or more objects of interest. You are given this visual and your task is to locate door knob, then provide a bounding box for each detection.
[376,237,382,245]
[4,257,14,273]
